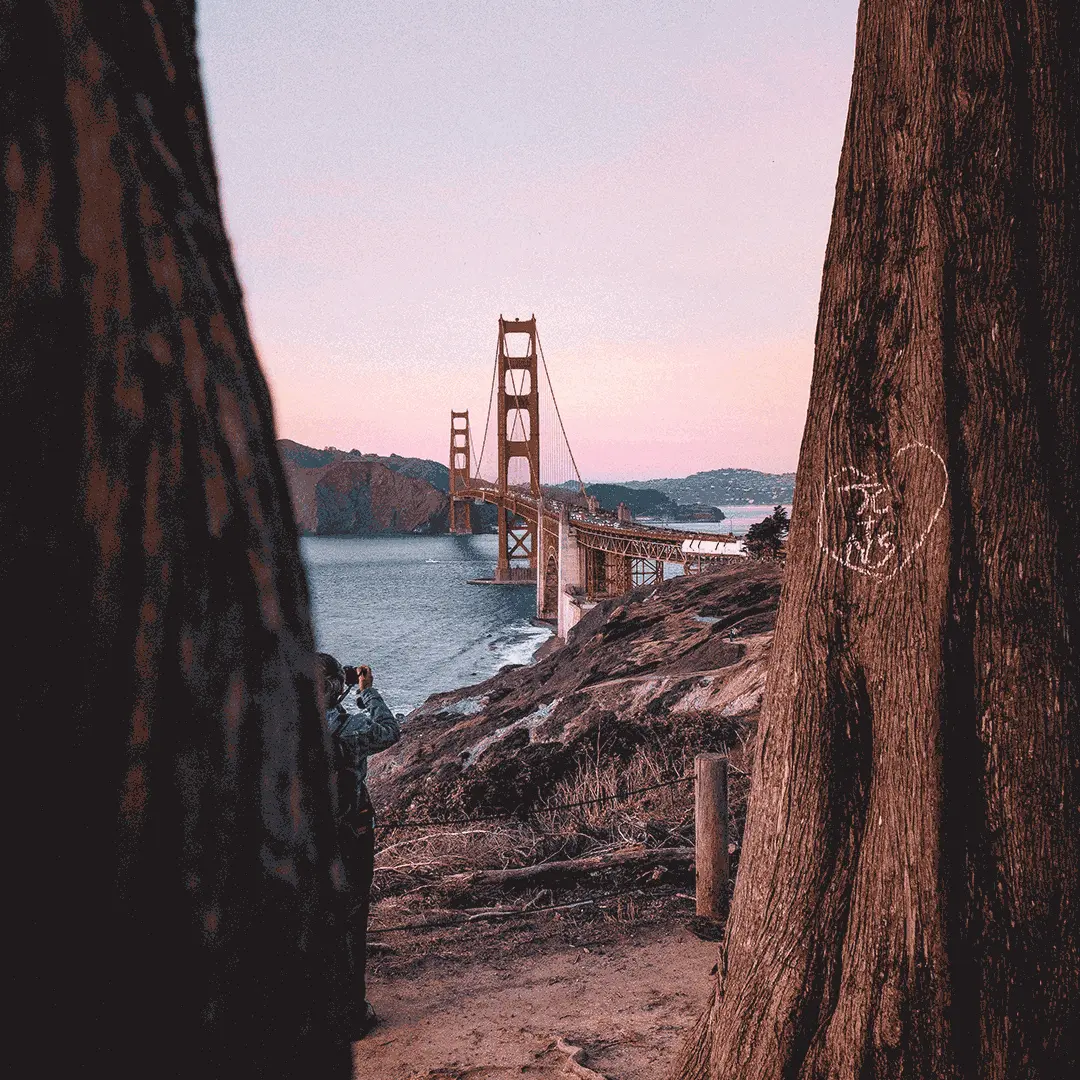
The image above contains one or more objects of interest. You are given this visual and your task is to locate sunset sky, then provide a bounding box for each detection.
[196,1,859,481]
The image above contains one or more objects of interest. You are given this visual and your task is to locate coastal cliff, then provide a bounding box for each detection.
[368,561,783,818]
[278,439,503,535]
[284,458,448,536]
[278,438,451,491]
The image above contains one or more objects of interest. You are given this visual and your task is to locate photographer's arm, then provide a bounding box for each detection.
[335,687,401,755]
[357,687,401,751]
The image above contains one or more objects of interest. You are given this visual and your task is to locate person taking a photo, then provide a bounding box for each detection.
[318,653,401,1041]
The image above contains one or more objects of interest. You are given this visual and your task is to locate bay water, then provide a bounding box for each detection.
[302,534,546,715]
[301,505,786,714]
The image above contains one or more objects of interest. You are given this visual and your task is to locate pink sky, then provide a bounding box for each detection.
[197,2,858,481]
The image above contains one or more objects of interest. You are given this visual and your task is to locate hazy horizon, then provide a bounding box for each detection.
[279,432,796,484]
[197,1,858,481]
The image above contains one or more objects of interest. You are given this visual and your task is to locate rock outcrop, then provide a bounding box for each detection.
[368,562,783,817]
[285,459,448,535]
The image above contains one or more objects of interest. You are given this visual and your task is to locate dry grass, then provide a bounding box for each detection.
[371,742,753,919]
[539,747,695,848]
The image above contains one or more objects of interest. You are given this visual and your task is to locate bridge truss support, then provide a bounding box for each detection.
[584,550,633,597]
[536,512,560,621]
[555,507,671,637]
[631,558,665,587]
[448,411,472,534]
[582,552,665,597]
[496,316,540,582]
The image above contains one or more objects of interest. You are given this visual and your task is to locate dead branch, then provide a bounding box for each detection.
[554,1037,610,1080]
[462,899,596,920]
[437,846,693,897]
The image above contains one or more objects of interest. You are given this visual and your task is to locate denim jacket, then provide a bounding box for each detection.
[327,687,401,819]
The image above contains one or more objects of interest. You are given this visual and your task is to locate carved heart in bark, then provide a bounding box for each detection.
[817,443,949,580]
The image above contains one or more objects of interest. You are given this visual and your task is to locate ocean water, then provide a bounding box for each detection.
[645,504,792,536]
[301,506,790,714]
[301,534,549,715]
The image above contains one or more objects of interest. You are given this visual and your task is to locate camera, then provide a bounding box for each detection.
[343,665,361,686]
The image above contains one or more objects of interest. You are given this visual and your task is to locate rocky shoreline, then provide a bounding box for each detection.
[368,561,784,821]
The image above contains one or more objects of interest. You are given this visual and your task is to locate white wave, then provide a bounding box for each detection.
[491,623,552,670]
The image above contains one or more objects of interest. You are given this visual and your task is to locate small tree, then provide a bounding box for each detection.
[743,505,790,559]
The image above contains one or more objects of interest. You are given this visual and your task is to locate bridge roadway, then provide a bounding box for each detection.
[459,480,740,563]
[460,479,744,638]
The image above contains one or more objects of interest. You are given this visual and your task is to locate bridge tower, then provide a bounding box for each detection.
[448,411,472,534]
[496,316,540,582]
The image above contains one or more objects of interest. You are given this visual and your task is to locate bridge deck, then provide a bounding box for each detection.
[459,482,740,559]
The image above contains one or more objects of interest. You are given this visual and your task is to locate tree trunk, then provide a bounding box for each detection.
[2,4,349,1075]
[675,2,1078,1077]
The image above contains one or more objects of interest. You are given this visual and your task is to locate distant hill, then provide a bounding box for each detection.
[580,483,726,522]
[580,483,675,518]
[275,442,788,530]
[277,440,451,536]
[620,468,795,506]
[276,440,500,535]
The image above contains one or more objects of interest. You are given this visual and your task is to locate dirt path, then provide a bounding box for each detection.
[353,922,717,1080]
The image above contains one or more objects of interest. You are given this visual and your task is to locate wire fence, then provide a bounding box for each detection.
[377,773,693,833]
[367,764,746,936]
[369,885,690,936]
[368,775,697,934]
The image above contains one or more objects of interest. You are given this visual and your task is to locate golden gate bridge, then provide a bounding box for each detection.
[449,316,745,639]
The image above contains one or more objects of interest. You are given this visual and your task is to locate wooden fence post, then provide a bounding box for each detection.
[695,753,729,919]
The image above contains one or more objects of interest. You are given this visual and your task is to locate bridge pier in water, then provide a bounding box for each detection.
[495,317,540,582]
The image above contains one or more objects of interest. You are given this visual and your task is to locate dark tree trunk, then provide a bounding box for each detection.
[676,2,1078,1077]
[2,4,349,1075]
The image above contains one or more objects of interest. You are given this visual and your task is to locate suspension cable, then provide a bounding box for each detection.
[537,331,587,495]
[467,425,480,486]
[473,335,500,479]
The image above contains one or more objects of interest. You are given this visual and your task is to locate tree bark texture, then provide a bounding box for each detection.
[676,2,1078,1077]
[2,4,349,1075]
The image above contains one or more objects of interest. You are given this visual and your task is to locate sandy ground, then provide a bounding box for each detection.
[352,919,718,1080]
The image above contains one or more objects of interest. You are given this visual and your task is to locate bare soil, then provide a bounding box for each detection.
[353,900,719,1080]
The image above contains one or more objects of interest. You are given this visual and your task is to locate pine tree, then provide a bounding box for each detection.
[743,505,790,559]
